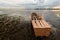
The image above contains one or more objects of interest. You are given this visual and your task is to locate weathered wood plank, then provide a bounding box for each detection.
[42,20,51,28]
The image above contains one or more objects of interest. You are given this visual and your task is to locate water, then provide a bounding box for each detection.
[0,9,60,40]
[0,10,60,29]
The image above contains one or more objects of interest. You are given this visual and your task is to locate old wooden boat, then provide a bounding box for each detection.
[31,13,52,37]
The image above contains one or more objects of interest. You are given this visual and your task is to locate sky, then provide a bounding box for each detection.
[0,0,60,9]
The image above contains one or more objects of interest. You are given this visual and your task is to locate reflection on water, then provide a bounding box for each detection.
[56,13,60,17]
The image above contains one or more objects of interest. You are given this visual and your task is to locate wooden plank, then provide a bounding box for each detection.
[32,20,38,28]
[34,28,51,36]
[39,20,45,28]
[35,20,42,28]
[42,20,51,28]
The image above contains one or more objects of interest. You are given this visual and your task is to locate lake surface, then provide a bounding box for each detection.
[0,9,60,40]
[0,10,60,29]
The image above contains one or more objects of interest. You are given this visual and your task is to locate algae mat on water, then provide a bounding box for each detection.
[0,14,36,40]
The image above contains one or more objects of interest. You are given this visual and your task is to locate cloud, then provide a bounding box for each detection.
[53,5,60,8]
[0,0,36,5]
[43,0,60,7]
[0,0,60,9]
